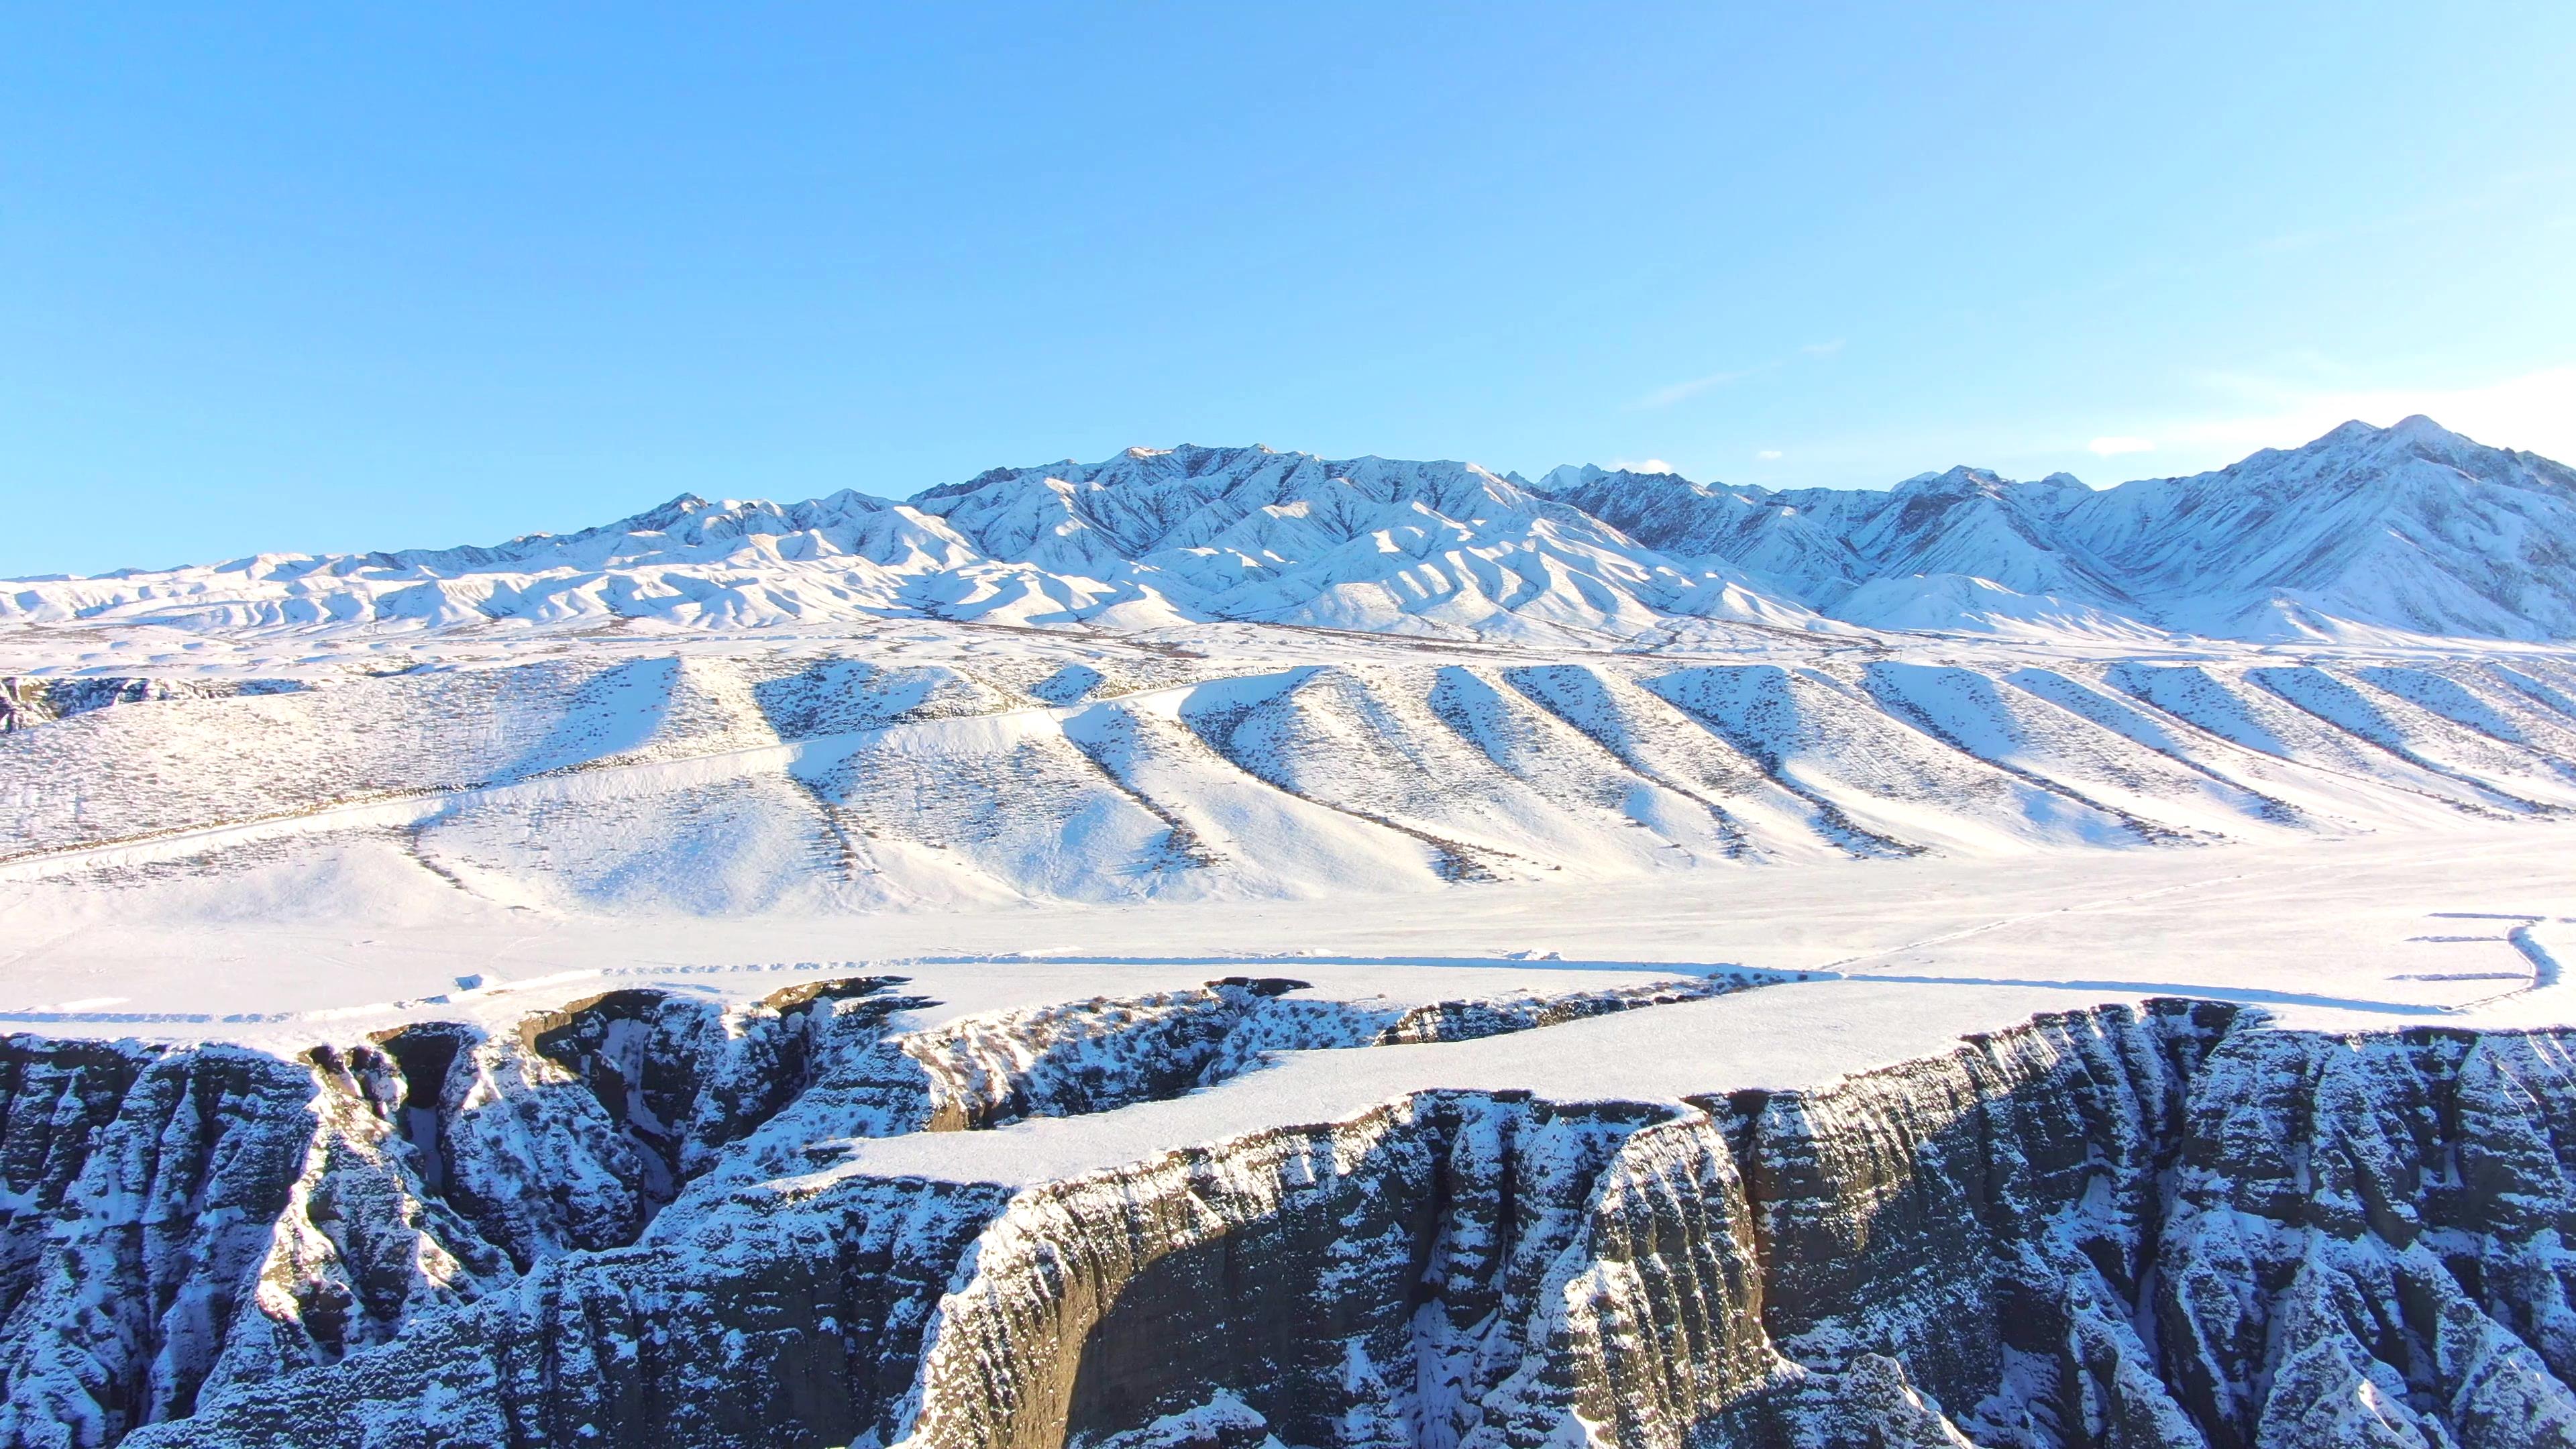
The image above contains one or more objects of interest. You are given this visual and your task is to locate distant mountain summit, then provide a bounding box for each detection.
[7,418,2573,645]
[1553,417,2576,641]
[901,443,1811,641]
[2053,415,2576,639]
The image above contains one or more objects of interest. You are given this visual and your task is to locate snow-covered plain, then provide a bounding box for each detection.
[10,418,2576,1449]
[5,819,2566,1049]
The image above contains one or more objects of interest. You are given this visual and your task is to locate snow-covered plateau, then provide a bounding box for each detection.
[5,416,2576,1447]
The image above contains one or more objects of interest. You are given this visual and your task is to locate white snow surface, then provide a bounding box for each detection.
[9,819,2576,1185]
[6,415,2576,1183]
[7,416,2574,653]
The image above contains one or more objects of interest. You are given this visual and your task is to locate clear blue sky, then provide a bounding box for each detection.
[5,3,2571,576]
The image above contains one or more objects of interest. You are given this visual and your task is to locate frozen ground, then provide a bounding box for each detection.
[9,429,2576,1448]
[5,414,2575,1157]
[6,819,2567,1048]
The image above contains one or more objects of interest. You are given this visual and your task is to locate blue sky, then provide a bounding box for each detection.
[4,3,2571,576]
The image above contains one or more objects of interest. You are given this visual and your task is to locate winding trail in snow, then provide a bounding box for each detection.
[2514,922,2567,988]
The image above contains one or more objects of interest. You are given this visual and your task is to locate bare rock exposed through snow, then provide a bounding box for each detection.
[0,985,2565,1447]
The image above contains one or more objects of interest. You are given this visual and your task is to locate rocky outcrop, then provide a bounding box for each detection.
[12,995,2576,1448]
[899,1092,1732,1449]
[894,1000,2235,1449]
[908,974,1756,1121]
[113,1169,1014,1449]
[0,979,932,1448]
[0,1038,319,1447]
[0,678,303,733]
[2,973,1748,1448]
[2155,1028,2576,1446]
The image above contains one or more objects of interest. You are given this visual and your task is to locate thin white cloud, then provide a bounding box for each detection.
[1634,343,1843,410]
[1610,458,1676,474]
[1633,368,1760,409]
[1756,449,1784,461]
[2088,436,2155,457]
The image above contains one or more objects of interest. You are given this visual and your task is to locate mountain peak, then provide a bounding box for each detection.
[2308,413,2475,457]
[1893,466,2017,498]
[9,426,2575,645]
[1529,462,1701,496]
[622,492,720,531]
[2377,413,2481,458]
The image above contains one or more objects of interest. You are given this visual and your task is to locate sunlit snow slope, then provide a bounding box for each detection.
[4,643,2573,914]
[9,416,2573,651]
[9,419,2576,1449]
[3,415,2573,916]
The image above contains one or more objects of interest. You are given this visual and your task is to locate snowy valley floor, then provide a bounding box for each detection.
[9,802,2576,1446]
[7,819,2570,1055]
[15,427,2576,1441]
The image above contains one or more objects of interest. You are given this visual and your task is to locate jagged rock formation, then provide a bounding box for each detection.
[0,974,1757,1447]
[0,1040,320,1445]
[0,987,2567,1447]
[0,678,303,733]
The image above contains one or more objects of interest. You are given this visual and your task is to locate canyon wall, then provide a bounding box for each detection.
[2,991,2572,1447]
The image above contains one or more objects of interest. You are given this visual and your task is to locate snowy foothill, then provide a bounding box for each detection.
[7,420,2576,1449]
[4,413,2576,1155]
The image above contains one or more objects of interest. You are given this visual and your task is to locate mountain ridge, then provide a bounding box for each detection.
[9,416,2574,645]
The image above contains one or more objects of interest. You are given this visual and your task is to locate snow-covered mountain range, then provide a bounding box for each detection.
[9,422,2576,1449]
[1550,413,2576,641]
[9,415,2573,649]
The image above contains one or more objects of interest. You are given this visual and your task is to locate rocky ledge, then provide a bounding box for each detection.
[0,979,2571,1449]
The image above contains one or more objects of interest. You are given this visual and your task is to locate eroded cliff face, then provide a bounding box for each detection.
[2154,1030,2576,1446]
[887,1000,2238,1449]
[899,1091,1754,1449]
[7,989,2575,1448]
[0,1040,318,1445]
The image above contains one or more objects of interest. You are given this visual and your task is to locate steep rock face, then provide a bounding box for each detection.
[1721,1000,2232,1448]
[3,972,1762,1448]
[120,1170,1016,1449]
[0,1038,321,1447]
[2155,1029,2576,1447]
[19,999,2576,1449]
[621,999,2250,1449]
[213,1039,509,1383]
[896,1092,1759,1449]
[0,980,934,1449]
[883,1000,2240,1449]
